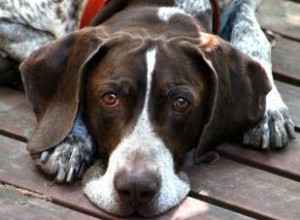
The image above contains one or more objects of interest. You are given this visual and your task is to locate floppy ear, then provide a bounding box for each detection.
[179,33,271,164]
[20,27,110,154]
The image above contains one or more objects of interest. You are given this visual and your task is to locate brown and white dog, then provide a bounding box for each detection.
[19,0,295,217]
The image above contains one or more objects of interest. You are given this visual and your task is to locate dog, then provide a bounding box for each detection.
[17,0,296,217]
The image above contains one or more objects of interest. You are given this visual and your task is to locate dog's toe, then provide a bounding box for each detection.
[243,106,295,150]
[36,134,94,183]
[243,115,269,149]
[285,119,296,138]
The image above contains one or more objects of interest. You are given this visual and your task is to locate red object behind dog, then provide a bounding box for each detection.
[80,0,106,28]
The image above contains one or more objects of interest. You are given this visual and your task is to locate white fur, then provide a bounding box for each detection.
[84,49,190,216]
[157,7,185,22]
[174,0,211,16]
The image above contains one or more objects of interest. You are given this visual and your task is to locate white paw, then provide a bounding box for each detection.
[36,134,95,182]
[243,94,296,149]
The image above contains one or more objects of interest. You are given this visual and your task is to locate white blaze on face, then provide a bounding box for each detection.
[84,49,190,216]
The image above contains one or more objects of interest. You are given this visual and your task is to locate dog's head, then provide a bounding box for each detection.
[20,19,270,217]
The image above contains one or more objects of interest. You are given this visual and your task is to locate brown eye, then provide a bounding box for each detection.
[173,97,190,112]
[101,92,119,107]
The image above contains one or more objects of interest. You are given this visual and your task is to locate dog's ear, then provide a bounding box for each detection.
[20,27,111,154]
[178,33,271,164]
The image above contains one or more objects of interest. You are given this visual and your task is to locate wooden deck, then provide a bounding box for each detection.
[0,1,299,219]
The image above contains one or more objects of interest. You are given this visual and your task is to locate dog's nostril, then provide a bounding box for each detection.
[114,170,161,207]
[141,191,153,198]
[119,190,131,197]
[138,188,157,205]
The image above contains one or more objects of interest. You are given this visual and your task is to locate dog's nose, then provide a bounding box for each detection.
[114,170,161,207]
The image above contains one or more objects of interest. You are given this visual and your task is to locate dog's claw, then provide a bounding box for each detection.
[40,151,50,162]
[56,166,67,183]
[77,162,86,179]
[67,166,75,182]
[285,119,296,139]
[243,115,270,149]
[261,133,268,149]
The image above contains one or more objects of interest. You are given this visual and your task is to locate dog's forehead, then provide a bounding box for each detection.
[154,43,204,84]
[89,38,203,92]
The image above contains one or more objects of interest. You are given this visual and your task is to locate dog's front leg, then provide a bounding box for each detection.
[221,0,295,149]
[0,21,54,62]
[36,111,95,182]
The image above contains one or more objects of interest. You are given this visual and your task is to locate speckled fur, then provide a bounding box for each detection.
[0,0,86,37]
[0,0,87,61]
[0,21,54,62]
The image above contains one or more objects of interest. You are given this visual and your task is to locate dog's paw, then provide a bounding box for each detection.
[243,105,295,150]
[36,134,95,183]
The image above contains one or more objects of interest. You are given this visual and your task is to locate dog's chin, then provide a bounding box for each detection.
[83,168,190,217]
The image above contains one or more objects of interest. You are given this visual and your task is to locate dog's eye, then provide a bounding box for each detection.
[101,92,119,107]
[173,97,190,112]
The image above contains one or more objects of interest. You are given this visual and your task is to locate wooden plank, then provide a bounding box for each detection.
[0,88,35,141]
[0,87,26,112]
[0,135,251,220]
[184,155,300,220]
[0,101,35,141]
[276,81,300,130]
[257,0,300,41]
[272,37,300,86]
[217,133,300,181]
[0,185,98,220]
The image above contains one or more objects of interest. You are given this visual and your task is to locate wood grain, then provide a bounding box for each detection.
[0,88,35,141]
[257,0,300,41]
[217,133,300,181]
[272,37,300,86]
[0,185,98,220]
[276,81,300,130]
